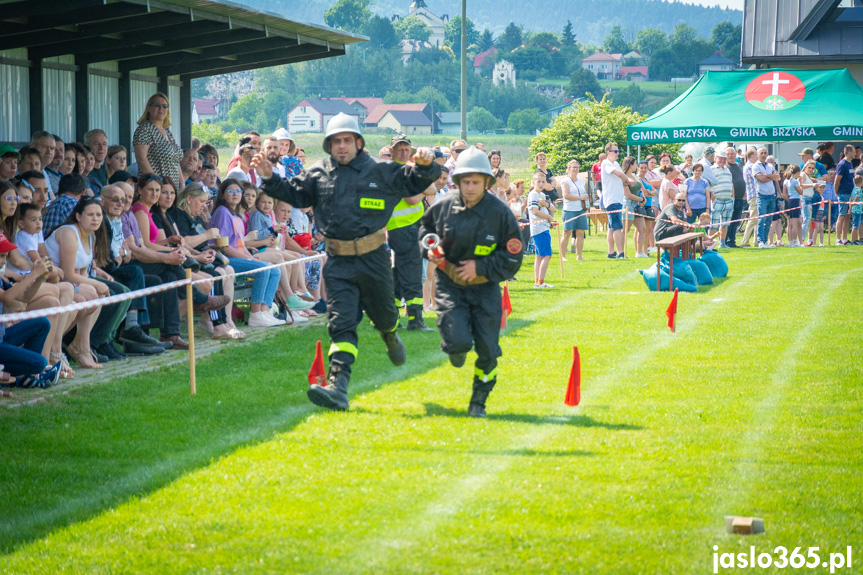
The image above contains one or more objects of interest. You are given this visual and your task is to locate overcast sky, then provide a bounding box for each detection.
[677,0,745,9]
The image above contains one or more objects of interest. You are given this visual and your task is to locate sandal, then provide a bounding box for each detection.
[65,344,103,369]
[0,389,12,398]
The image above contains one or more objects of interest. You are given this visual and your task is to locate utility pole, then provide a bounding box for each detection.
[460,0,467,141]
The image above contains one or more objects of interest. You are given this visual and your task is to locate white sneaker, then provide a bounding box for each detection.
[248,311,285,327]
[539,282,554,288]
[758,242,774,249]
[647,247,657,254]
[288,312,309,323]
[635,252,649,258]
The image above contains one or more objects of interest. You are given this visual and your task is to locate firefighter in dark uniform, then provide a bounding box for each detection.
[419,147,523,417]
[251,113,441,411]
[387,133,434,331]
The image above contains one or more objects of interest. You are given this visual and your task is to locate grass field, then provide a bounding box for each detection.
[2,233,862,574]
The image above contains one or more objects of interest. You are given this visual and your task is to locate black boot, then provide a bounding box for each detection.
[468,377,496,418]
[307,364,350,411]
[381,329,406,366]
[405,306,434,332]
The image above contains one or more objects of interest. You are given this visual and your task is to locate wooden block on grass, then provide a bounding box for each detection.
[724,516,765,535]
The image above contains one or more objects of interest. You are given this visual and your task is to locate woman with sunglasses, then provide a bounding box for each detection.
[44,198,108,369]
[133,93,183,189]
[209,178,284,327]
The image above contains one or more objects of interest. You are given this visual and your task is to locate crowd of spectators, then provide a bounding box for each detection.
[0,92,327,391]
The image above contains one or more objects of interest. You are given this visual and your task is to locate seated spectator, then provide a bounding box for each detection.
[273,200,325,313]
[44,197,107,369]
[655,193,690,242]
[225,144,256,184]
[150,179,233,338]
[82,146,103,194]
[174,182,244,339]
[198,144,220,181]
[208,178,284,327]
[108,170,137,186]
[179,148,199,187]
[0,181,18,237]
[0,239,62,389]
[84,129,109,188]
[98,185,165,356]
[30,131,56,198]
[226,132,262,182]
[43,173,88,238]
[249,191,314,317]
[45,136,65,195]
[118,180,189,349]
[58,146,77,177]
[237,181,257,231]
[105,145,127,182]
[14,180,33,204]
[0,145,19,181]
[17,146,42,174]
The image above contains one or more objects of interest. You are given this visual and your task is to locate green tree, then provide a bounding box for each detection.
[478,29,495,52]
[561,20,576,47]
[710,21,738,52]
[444,16,479,55]
[364,15,399,49]
[568,68,603,100]
[497,22,523,53]
[227,93,268,132]
[603,25,630,54]
[507,46,552,76]
[507,108,548,134]
[671,23,699,46]
[634,28,668,57]
[394,16,432,43]
[609,83,645,111]
[528,96,671,174]
[323,0,372,33]
[191,122,238,149]
[648,47,684,81]
[526,31,560,52]
[468,106,500,133]
[262,89,290,129]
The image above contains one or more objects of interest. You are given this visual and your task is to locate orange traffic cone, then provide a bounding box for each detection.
[666,288,679,333]
[501,283,512,329]
[564,346,581,406]
[307,340,326,385]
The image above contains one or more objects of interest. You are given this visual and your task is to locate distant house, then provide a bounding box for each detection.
[379,110,433,135]
[621,51,648,66]
[336,97,384,125]
[391,0,449,49]
[288,98,360,133]
[697,53,737,76]
[365,103,434,130]
[617,66,649,81]
[192,99,223,124]
[437,112,461,134]
[400,39,432,64]
[581,50,622,80]
[742,0,863,86]
[473,47,498,74]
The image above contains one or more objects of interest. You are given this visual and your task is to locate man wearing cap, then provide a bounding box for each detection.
[697,146,719,187]
[387,133,435,332]
[798,147,826,177]
[419,147,523,417]
[252,113,441,412]
[0,145,20,181]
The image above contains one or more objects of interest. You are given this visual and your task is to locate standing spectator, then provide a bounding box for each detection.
[683,163,711,224]
[658,165,680,209]
[766,156,785,246]
[678,153,694,178]
[378,146,392,159]
[488,149,502,177]
[444,140,466,188]
[783,165,804,247]
[822,169,839,233]
[799,159,822,240]
[45,136,64,195]
[225,143,256,184]
[225,132,262,179]
[833,144,856,245]
[591,152,606,199]
[740,148,760,247]
[527,172,556,288]
[559,160,589,261]
[697,146,718,187]
[132,92,183,188]
[725,147,746,248]
[710,153,734,248]
[600,142,634,258]
[816,142,836,170]
[623,158,648,258]
[643,155,661,252]
[799,147,826,176]
[850,175,863,244]
[84,129,109,187]
[753,147,780,248]
[534,152,558,202]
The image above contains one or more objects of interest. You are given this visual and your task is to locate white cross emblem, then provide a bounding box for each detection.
[762,72,790,96]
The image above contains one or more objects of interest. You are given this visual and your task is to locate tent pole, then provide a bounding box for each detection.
[638,145,641,162]
[627,145,630,157]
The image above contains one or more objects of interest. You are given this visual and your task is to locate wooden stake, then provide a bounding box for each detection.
[827,200,832,247]
[185,268,196,395]
[622,207,628,258]
[556,219,564,279]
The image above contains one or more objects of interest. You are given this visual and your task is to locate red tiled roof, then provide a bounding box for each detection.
[582,52,622,62]
[473,47,497,67]
[194,98,221,115]
[618,66,648,76]
[337,97,384,114]
[365,103,429,126]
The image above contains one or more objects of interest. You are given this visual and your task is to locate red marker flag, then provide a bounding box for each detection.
[564,346,581,406]
[308,340,326,385]
[501,283,512,329]
[666,288,679,332]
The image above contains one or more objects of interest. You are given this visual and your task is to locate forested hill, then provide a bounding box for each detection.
[242,0,741,45]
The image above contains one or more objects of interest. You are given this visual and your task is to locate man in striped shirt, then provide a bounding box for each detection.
[711,154,734,248]
[740,148,759,248]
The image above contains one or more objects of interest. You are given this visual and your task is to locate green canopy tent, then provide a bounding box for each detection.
[627,68,863,146]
